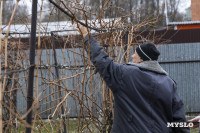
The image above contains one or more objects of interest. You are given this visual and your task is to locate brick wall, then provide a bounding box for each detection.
[191,0,200,21]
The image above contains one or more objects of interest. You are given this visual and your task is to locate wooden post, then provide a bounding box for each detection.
[51,33,67,133]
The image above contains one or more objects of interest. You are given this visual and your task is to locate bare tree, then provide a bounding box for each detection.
[167,0,184,21]
[2,1,29,24]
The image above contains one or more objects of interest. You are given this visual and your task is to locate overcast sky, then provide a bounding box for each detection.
[179,0,191,13]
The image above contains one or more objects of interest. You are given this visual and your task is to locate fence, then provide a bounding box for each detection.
[9,42,200,120]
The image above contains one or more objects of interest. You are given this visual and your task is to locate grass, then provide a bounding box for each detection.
[6,117,200,133]
[191,128,199,133]
[9,118,100,133]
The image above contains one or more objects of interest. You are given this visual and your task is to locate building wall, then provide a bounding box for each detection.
[191,0,200,21]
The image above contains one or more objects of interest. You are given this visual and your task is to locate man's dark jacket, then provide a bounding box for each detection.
[84,35,190,133]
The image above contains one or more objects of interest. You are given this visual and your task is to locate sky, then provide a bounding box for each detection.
[20,0,191,16]
[179,0,191,13]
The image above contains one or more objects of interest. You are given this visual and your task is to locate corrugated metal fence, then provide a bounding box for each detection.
[15,42,200,118]
[158,42,200,112]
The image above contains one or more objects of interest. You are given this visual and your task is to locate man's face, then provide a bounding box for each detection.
[131,51,143,63]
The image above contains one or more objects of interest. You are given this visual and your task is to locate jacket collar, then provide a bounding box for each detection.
[127,61,168,75]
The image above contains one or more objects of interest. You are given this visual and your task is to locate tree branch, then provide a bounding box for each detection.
[48,0,104,31]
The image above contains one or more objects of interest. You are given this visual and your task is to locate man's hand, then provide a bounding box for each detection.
[77,23,89,38]
[188,116,200,128]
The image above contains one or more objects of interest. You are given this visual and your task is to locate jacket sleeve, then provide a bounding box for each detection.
[84,35,124,93]
[172,84,190,133]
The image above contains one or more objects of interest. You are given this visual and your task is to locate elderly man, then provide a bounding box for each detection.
[77,24,190,133]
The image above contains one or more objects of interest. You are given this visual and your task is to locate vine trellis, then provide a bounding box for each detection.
[0,0,160,132]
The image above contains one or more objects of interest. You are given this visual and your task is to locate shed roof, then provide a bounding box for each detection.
[2,18,121,38]
[168,21,200,25]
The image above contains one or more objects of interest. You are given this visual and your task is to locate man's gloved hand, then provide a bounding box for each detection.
[77,23,89,38]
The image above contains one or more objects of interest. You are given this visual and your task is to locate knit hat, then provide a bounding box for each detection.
[136,43,160,61]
